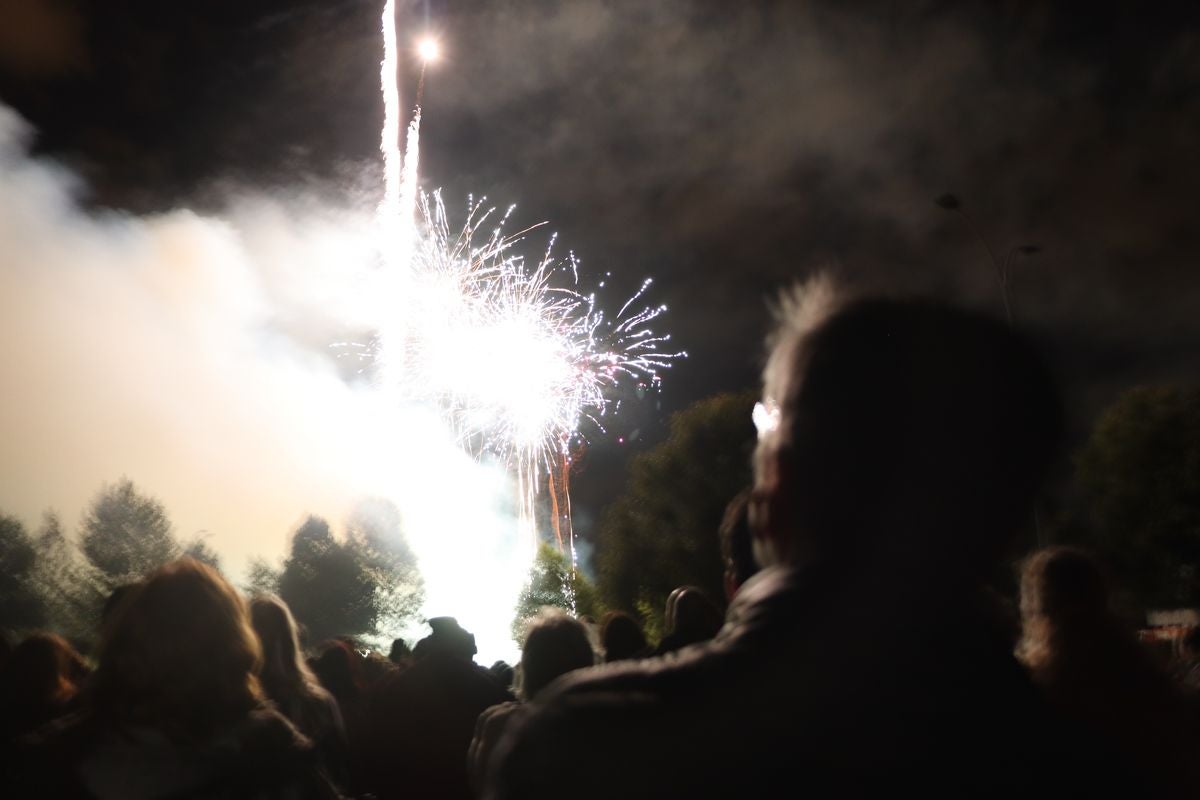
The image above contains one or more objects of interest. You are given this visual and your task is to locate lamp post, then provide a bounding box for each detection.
[934,193,1041,324]
[936,193,1046,547]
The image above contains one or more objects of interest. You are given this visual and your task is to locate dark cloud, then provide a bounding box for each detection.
[411,1,1200,420]
[0,0,87,77]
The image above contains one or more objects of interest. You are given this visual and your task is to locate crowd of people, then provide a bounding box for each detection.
[3,288,1200,798]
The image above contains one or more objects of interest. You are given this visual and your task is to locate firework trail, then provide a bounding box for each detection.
[375,4,684,555]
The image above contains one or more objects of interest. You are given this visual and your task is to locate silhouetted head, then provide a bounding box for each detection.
[414,616,477,662]
[719,488,758,599]
[0,632,83,707]
[665,587,723,644]
[752,283,1062,580]
[518,609,595,700]
[311,639,363,702]
[1019,547,1111,626]
[599,611,647,663]
[489,660,515,691]
[249,594,320,701]
[388,637,412,663]
[1016,546,1128,676]
[91,558,263,740]
[1017,552,1198,793]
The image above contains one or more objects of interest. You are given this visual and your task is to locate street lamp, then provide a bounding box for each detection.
[935,193,1041,324]
[936,193,1046,546]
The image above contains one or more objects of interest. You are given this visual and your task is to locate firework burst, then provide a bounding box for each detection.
[374,191,684,546]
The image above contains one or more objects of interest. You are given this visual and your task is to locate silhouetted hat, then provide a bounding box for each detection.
[416,616,477,659]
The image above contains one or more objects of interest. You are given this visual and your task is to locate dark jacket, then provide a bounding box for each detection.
[10,705,339,800]
[468,700,524,795]
[487,565,1109,799]
[359,653,512,800]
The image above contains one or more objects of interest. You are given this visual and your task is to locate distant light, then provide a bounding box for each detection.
[418,38,440,62]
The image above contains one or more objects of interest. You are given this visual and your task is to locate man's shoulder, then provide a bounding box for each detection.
[551,636,735,703]
[485,666,673,800]
[477,700,523,730]
[502,641,741,760]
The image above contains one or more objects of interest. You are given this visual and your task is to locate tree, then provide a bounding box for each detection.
[278,516,372,644]
[276,510,425,645]
[32,511,105,645]
[245,556,281,597]
[346,498,425,639]
[182,537,222,572]
[1065,385,1200,609]
[0,513,46,631]
[512,542,601,644]
[595,391,756,635]
[81,478,179,589]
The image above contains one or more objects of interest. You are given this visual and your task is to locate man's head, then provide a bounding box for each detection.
[751,282,1062,578]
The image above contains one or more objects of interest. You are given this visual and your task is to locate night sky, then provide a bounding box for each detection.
[2,0,1199,553]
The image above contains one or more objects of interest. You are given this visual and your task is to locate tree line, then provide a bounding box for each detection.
[592,384,1200,632]
[0,480,426,650]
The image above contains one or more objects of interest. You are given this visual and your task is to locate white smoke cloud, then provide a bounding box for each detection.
[0,104,527,662]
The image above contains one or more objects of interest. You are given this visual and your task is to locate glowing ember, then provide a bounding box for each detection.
[417,37,441,63]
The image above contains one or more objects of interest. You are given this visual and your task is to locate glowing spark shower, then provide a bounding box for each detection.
[373,3,683,586]
[375,193,684,549]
